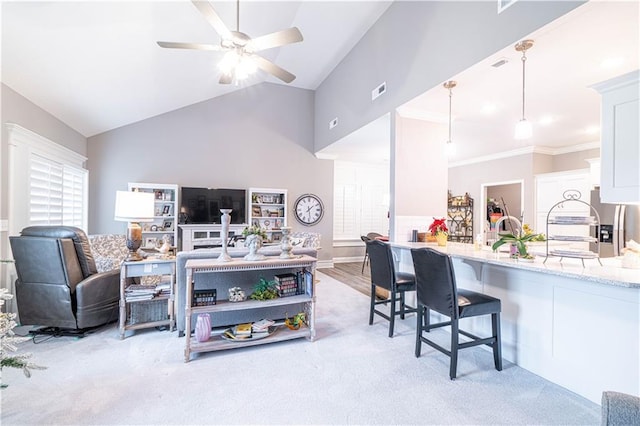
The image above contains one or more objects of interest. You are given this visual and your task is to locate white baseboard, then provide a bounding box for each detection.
[316,259,334,269]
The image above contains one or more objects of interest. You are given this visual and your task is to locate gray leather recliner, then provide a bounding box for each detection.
[9,226,120,331]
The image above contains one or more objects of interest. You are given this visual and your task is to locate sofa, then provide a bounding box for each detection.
[601,391,640,425]
[88,234,128,273]
[175,246,317,336]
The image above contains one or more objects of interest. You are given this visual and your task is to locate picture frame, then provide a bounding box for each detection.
[144,237,158,248]
[252,206,262,217]
[272,233,282,243]
[162,204,171,215]
[162,219,173,231]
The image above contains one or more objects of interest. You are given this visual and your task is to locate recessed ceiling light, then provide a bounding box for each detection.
[539,116,554,126]
[584,125,600,135]
[600,57,625,69]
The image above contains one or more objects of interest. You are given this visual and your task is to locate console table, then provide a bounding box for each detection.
[184,255,317,362]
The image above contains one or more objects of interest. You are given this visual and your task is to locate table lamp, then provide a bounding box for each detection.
[114,190,155,261]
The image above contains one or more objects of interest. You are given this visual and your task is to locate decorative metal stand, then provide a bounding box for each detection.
[279,226,295,259]
[218,209,232,262]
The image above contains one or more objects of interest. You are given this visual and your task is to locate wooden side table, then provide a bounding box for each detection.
[119,257,176,339]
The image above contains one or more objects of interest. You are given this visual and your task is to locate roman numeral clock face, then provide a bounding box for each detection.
[294,194,324,226]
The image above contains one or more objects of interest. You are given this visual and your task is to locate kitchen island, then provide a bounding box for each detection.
[391,242,640,404]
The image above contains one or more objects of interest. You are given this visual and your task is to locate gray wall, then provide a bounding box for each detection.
[87,83,334,261]
[449,153,536,237]
[314,0,584,152]
[552,147,599,172]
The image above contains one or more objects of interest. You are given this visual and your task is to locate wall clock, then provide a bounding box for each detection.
[294,193,324,226]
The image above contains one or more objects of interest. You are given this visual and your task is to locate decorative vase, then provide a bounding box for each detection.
[279,226,295,259]
[436,233,448,246]
[218,209,232,262]
[243,234,266,261]
[195,313,211,343]
[159,234,172,255]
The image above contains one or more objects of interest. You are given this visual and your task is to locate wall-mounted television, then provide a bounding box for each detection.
[179,187,246,225]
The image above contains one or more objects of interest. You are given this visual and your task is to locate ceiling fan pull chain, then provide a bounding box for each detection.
[236,0,240,32]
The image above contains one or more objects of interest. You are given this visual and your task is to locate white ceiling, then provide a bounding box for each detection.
[319,0,639,163]
[2,1,638,163]
[1,0,392,137]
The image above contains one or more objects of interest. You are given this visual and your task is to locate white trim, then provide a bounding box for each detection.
[332,240,363,248]
[6,123,87,167]
[449,142,600,168]
[316,260,334,269]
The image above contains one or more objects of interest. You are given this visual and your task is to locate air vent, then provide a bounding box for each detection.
[372,82,386,100]
[491,58,509,68]
[329,117,338,129]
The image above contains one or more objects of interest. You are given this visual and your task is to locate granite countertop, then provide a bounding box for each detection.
[391,241,640,289]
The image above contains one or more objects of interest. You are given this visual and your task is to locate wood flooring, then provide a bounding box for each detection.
[320,261,370,296]
[319,261,388,299]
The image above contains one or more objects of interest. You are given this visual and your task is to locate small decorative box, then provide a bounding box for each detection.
[193,289,217,306]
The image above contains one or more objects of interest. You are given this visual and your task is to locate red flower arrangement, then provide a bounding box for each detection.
[428,217,448,235]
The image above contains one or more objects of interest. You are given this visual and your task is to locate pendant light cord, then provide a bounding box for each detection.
[236,0,240,32]
[448,86,453,143]
[521,50,527,120]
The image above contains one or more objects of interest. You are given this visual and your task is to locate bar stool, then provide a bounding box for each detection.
[411,247,502,379]
[366,239,416,337]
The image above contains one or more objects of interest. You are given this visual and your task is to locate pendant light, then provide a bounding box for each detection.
[514,39,534,140]
[444,80,457,155]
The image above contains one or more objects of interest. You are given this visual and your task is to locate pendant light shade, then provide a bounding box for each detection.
[514,39,534,140]
[444,80,457,154]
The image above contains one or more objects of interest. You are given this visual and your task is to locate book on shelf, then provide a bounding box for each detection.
[234,323,252,335]
[125,284,160,301]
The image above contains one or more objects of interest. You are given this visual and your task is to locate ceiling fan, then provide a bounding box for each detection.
[157,0,303,84]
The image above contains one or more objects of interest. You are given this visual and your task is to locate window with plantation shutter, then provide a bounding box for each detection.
[7,124,88,235]
[28,154,86,227]
[333,161,389,241]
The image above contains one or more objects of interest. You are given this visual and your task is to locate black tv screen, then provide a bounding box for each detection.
[180,187,246,225]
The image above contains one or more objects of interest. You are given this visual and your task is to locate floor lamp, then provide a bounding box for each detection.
[114,190,155,261]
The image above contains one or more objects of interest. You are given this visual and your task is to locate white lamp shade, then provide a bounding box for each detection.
[514,119,533,140]
[114,191,155,222]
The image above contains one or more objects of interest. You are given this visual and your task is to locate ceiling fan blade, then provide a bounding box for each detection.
[247,27,303,52]
[157,41,222,51]
[191,0,232,41]
[252,55,296,83]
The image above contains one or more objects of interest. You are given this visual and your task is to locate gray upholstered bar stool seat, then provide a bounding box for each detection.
[366,239,416,337]
[411,247,502,379]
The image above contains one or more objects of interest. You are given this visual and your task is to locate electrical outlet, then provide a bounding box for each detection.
[0,220,8,232]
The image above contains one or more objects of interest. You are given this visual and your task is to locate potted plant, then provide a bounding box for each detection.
[491,232,540,260]
[428,217,449,246]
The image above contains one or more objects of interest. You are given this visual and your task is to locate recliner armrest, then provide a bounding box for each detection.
[74,270,120,303]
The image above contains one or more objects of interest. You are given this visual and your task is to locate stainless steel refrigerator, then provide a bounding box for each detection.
[590,187,640,257]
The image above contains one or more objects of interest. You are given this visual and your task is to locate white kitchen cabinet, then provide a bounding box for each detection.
[592,70,640,204]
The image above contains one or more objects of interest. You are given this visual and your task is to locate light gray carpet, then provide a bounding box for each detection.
[1,272,600,425]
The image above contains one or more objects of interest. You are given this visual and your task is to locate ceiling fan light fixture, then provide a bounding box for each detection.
[218,50,239,75]
[235,55,257,80]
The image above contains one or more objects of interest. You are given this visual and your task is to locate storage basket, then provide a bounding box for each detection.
[127,298,168,325]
